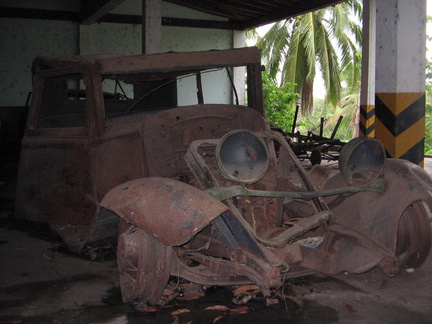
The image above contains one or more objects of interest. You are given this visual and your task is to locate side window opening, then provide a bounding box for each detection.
[38,73,86,128]
[103,75,177,119]
[102,68,237,120]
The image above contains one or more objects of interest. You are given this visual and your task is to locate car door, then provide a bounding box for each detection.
[16,67,96,226]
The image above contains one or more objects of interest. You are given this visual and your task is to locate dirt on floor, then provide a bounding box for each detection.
[0,204,431,324]
[1,158,432,323]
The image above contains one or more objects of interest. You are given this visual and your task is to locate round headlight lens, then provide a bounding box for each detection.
[216,130,270,184]
[339,137,386,186]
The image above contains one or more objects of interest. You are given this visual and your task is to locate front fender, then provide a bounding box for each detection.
[100,177,230,246]
[323,159,432,254]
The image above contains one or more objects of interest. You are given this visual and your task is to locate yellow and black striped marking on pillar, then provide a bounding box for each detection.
[375,92,425,166]
[359,104,376,137]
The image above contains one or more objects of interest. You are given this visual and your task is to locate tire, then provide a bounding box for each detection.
[396,201,432,268]
[117,221,173,306]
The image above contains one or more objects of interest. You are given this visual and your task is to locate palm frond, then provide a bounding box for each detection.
[256,20,292,79]
[255,0,362,115]
[325,93,359,140]
[315,20,341,106]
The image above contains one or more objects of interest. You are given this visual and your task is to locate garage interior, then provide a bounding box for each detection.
[1,0,432,323]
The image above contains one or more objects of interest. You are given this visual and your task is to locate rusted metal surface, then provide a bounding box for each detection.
[16,47,432,307]
[16,47,265,229]
[338,136,386,186]
[117,222,173,306]
[142,105,267,179]
[16,136,94,225]
[281,106,346,165]
[300,158,432,276]
[171,212,283,296]
[100,177,229,246]
[323,159,432,259]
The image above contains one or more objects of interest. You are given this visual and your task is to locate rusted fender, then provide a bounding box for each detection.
[301,159,432,276]
[322,158,432,258]
[100,177,230,246]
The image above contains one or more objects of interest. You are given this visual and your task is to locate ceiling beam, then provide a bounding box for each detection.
[0,7,78,21]
[164,0,246,20]
[0,7,239,30]
[101,14,240,30]
[242,0,344,29]
[79,0,127,25]
[1,0,345,30]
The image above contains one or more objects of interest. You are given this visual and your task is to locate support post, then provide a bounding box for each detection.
[359,0,376,137]
[142,0,161,54]
[374,0,426,166]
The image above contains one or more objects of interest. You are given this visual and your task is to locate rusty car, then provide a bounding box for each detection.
[16,47,432,306]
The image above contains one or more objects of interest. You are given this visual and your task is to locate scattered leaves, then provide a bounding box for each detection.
[135,305,158,313]
[232,284,261,305]
[230,306,249,314]
[233,293,253,305]
[406,268,415,273]
[171,308,191,316]
[177,292,205,301]
[204,304,249,315]
[161,290,179,305]
[205,305,230,312]
[266,298,280,306]
[233,284,260,296]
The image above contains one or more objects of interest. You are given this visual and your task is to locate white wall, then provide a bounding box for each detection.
[0,19,79,106]
[81,1,233,54]
[0,0,245,107]
[80,1,237,106]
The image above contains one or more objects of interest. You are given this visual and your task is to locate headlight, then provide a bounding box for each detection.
[215,130,270,184]
[339,137,386,186]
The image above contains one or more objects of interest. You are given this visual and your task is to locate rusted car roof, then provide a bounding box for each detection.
[33,47,262,75]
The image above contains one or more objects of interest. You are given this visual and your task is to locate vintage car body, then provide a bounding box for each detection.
[16,47,432,306]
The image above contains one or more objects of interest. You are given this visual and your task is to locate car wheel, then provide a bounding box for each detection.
[117,220,173,306]
[396,201,431,268]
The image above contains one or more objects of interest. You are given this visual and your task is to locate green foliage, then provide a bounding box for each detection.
[425,60,432,154]
[425,102,432,154]
[255,5,432,150]
[424,16,432,154]
[262,72,299,131]
[324,94,359,141]
[261,71,358,142]
[254,0,362,113]
[289,94,359,142]
[295,98,331,135]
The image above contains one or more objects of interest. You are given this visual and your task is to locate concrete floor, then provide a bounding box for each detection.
[1,159,432,323]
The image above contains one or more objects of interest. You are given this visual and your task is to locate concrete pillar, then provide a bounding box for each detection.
[374,0,426,166]
[359,0,376,137]
[142,0,161,54]
[233,30,246,105]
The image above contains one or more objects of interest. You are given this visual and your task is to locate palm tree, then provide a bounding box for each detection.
[254,0,362,113]
[325,93,360,140]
